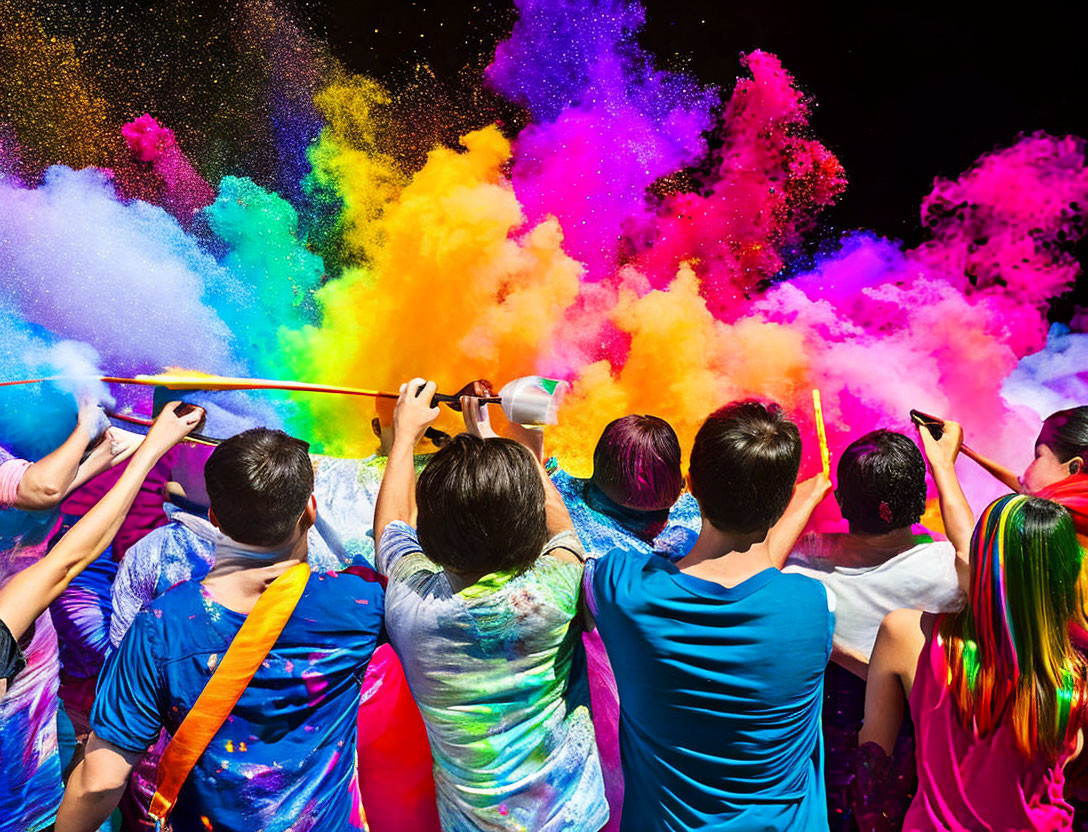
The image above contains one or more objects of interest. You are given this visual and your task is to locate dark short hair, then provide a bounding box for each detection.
[1042,406,1088,464]
[689,400,801,535]
[836,429,926,534]
[591,415,684,509]
[416,434,547,574]
[204,428,313,546]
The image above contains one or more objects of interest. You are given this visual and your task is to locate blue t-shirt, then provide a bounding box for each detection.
[587,550,833,832]
[92,571,385,832]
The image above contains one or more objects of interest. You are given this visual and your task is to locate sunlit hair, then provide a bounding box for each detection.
[941,494,1087,760]
[591,415,684,510]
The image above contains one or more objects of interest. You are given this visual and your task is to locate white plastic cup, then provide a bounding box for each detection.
[498,376,570,426]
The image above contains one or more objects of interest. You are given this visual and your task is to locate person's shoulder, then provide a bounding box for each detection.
[774,568,837,606]
[589,546,659,587]
[146,578,202,613]
[305,569,385,619]
[318,567,386,601]
[548,466,582,499]
[877,607,929,648]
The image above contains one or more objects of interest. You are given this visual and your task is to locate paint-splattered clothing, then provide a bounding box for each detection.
[111,453,396,646]
[92,572,385,832]
[378,521,609,832]
[550,466,701,561]
[0,445,62,832]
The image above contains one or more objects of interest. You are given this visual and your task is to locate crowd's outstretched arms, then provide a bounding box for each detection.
[13,403,141,511]
[916,420,973,592]
[373,378,439,550]
[766,472,833,569]
[0,403,204,643]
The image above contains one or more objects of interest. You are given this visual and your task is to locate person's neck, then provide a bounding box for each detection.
[676,519,773,588]
[445,569,488,592]
[833,526,920,567]
[202,532,309,615]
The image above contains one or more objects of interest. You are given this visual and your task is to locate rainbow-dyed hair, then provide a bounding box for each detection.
[942,494,1087,760]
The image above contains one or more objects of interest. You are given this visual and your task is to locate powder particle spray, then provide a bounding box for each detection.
[0,0,1083,502]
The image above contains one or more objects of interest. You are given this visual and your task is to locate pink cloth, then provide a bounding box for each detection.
[355,644,440,832]
[60,449,178,560]
[0,458,30,508]
[905,633,1075,830]
[584,630,623,832]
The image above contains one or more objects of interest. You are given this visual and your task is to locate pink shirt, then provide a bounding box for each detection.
[0,458,30,508]
[906,632,1076,830]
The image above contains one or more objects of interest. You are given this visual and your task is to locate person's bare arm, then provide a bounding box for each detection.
[917,421,973,590]
[831,639,870,680]
[859,609,925,754]
[0,403,203,641]
[373,379,439,549]
[54,733,141,832]
[13,404,142,511]
[766,472,833,569]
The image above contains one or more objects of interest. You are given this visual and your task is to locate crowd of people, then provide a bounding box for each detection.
[1,377,1087,832]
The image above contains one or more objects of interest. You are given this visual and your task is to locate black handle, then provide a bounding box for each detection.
[909,409,945,440]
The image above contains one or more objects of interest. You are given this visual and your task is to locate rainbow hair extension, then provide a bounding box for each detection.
[942,494,1087,760]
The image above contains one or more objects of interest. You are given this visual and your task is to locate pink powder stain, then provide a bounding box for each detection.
[301,668,329,704]
[122,114,215,225]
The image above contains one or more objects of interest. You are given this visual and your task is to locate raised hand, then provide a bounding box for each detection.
[143,402,205,456]
[393,379,441,449]
[917,418,963,472]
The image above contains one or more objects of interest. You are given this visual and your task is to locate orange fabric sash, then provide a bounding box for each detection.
[148,562,311,828]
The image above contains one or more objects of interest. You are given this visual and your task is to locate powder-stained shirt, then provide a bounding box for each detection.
[92,571,385,832]
[785,532,963,658]
[378,521,609,832]
[0,444,62,832]
[587,549,833,832]
[110,453,394,648]
[550,467,701,561]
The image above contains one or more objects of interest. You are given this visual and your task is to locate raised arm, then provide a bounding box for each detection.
[0,403,203,641]
[373,379,439,549]
[766,472,832,569]
[12,402,138,510]
[916,420,973,590]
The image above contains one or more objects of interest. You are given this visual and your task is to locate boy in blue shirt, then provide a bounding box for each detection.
[55,428,386,832]
[586,400,834,831]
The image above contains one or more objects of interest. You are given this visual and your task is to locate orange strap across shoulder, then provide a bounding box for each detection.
[149,562,311,827]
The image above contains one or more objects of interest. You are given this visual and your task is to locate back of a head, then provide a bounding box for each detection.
[204,428,314,547]
[944,494,1087,760]
[836,429,926,535]
[591,414,683,510]
[416,434,547,575]
[1043,406,1088,463]
[689,400,801,535]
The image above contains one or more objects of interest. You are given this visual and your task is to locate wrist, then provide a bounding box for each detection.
[390,435,419,457]
[930,460,958,476]
[128,442,167,471]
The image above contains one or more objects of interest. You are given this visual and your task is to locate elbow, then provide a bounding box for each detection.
[16,479,66,511]
[37,481,65,505]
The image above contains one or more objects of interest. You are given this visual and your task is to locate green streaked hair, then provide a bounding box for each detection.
[941,494,1087,760]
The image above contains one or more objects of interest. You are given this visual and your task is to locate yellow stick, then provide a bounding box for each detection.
[812,389,831,479]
